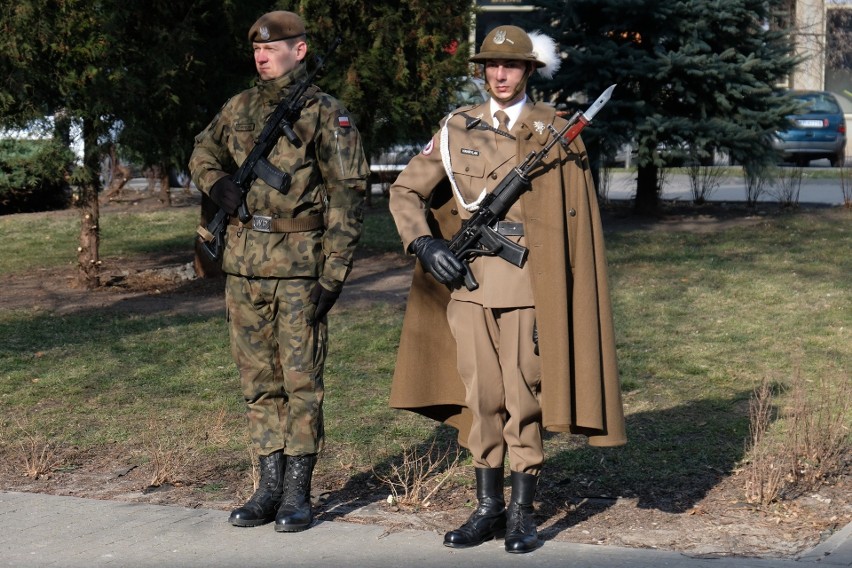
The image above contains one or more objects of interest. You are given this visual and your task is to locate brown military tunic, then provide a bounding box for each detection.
[389,99,626,467]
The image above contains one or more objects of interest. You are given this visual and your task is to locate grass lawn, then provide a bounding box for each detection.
[0,197,848,511]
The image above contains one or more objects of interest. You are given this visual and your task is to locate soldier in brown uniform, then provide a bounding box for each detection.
[189,11,368,532]
[389,26,626,553]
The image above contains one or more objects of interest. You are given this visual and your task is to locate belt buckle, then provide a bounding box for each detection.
[251,215,272,232]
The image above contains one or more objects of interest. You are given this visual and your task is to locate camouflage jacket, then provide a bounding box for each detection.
[189,65,368,291]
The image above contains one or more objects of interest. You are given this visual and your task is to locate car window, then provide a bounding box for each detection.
[795,94,841,114]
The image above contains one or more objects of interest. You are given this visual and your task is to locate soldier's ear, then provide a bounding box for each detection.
[295,40,308,62]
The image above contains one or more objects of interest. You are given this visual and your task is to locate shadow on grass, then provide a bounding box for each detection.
[537,391,755,541]
[313,390,757,542]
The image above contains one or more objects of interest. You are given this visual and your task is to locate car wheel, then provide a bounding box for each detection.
[830,153,845,168]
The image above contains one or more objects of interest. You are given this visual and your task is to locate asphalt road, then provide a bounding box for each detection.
[606,166,850,205]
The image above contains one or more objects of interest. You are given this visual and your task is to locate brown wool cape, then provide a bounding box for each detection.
[389,102,627,448]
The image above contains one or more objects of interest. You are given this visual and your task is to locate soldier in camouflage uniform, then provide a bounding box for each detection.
[189,11,368,533]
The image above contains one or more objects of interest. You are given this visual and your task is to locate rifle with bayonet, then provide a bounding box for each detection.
[196,37,342,261]
[447,84,616,291]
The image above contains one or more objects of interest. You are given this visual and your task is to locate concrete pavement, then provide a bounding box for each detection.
[1,491,849,567]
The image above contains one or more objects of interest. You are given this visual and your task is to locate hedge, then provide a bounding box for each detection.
[0,138,75,215]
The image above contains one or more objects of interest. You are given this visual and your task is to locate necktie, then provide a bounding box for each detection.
[494,110,510,132]
[494,110,513,153]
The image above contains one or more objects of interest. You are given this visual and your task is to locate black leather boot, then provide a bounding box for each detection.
[443,467,506,548]
[274,454,317,532]
[228,450,285,527]
[504,471,540,553]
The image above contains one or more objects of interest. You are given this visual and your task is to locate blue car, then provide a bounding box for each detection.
[771,91,847,167]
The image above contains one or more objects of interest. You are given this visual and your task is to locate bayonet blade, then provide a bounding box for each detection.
[582,84,616,122]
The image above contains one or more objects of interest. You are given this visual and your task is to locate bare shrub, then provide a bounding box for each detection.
[141,408,233,488]
[743,379,787,506]
[784,366,851,492]
[230,444,261,505]
[687,163,727,204]
[373,440,461,509]
[741,364,851,506]
[840,162,852,208]
[203,407,232,447]
[597,164,614,204]
[249,446,260,491]
[12,420,62,480]
[770,166,803,207]
[742,162,773,207]
[142,417,199,487]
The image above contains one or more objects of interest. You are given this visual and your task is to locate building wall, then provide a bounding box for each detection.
[796,0,852,160]
[791,0,826,91]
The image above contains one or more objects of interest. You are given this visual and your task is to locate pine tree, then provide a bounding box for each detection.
[534,0,800,214]
[109,0,269,205]
[295,0,473,159]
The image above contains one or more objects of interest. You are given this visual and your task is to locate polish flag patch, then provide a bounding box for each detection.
[337,114,352,128]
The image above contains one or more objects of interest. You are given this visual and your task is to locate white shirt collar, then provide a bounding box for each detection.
[490,95,527,130]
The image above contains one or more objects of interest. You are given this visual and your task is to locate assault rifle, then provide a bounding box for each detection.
[197,37,343,261]
[447,84,616,291]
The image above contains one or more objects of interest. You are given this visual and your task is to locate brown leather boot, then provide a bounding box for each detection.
[274,454,317,532]
[228,450,284,527]
[443,467,506,548]
[504,471,540,553]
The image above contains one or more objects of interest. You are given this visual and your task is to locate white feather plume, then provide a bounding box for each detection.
[528,31,561,80]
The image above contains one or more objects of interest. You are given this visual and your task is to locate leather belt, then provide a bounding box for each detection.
[229,213,324,233]
[494,221,524,236]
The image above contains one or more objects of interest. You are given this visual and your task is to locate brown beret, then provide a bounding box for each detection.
[248,11,306,43]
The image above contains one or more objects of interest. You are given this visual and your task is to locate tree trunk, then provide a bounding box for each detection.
[76,117,101,289]
[157,163,171,206]
[103,146,131,201]
[634,163,660,216]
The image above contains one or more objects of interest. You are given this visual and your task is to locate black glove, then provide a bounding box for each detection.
[209,176,242,215]
[306,282,341,325]
[409,236,466,288]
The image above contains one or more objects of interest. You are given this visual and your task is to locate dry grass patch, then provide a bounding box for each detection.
[141,407,233,488]
[373,439,462,509]
[11,418,62,480]
[741,360,850,506]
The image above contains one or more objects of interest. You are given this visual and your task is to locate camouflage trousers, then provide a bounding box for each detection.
[225,275,327,456]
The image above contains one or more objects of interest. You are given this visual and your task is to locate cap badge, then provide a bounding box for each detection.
[494,30,513,45]
[259,26,270,40]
